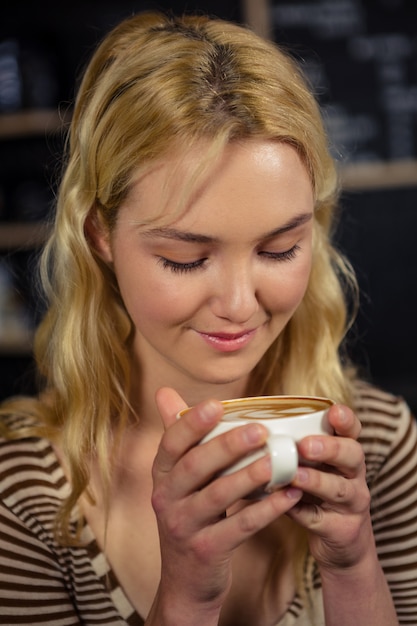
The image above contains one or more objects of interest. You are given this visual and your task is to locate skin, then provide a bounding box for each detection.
[89,140,398,625]
[97,140,314,409]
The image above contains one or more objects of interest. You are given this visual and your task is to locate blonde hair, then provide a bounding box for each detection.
[1,12,357,541]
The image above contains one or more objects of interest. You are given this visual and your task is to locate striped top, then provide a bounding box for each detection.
[1,381,417,625]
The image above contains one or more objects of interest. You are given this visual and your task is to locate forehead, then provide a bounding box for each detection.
[119,139,314,231]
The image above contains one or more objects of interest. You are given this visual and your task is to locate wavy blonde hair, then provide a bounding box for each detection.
[1,12,357,541]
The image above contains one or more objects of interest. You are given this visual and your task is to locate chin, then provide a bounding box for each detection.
[193,368,253,388]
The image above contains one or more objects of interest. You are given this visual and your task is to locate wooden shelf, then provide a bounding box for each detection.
[0,109,70,139]
[1,110,416,190]
[0,222,50,250]
[0,336,33,356]
[339,159,417,191]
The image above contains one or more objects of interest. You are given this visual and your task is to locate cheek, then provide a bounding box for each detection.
[267,258,312,313]
[116,266,201,329]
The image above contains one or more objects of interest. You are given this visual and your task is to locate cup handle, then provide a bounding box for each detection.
[265,434,298,492]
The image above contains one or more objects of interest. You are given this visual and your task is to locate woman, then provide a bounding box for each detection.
[1,11,416,625]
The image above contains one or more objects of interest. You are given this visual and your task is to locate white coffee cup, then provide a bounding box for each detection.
[178,395,334,496]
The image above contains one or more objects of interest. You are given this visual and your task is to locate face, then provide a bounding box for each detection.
[96,140,314,398]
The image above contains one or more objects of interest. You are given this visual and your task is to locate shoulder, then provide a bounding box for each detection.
[352,379,409,420]
[0,421,69,529]
[0,427,132,623]
[352,383,417,617]
[352,379,412,448]
[352,379,417,491]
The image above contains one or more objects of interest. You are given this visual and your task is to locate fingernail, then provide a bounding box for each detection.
[243,424,265,445]
[286,487,303,500]
[309,438,324,456]
[338,405,348,423]
[199,401,221,423]
[296,467,309,483]
[262,454,272,473]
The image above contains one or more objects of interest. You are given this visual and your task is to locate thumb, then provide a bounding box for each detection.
[155,387,188,429]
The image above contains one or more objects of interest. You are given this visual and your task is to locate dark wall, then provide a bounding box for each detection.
[0,0,243,111]
[337,186,417,412]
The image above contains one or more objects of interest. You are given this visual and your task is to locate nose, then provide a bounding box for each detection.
[209,260,259,324]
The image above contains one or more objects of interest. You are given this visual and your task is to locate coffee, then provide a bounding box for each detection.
[220,396,332,421]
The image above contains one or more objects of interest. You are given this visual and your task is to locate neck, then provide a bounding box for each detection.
[128,348,251,429]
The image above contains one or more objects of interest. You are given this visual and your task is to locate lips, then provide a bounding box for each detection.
[197,328,257,352]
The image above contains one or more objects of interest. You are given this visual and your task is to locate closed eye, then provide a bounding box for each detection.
[259,244,300,262]
[158,244,300,273]
[158,257,208,273]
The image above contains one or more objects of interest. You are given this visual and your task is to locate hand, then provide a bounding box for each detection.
[149,387,303,622]
[286,404,373,572]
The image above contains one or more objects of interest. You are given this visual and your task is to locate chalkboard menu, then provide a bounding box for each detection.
[271,0,417,164]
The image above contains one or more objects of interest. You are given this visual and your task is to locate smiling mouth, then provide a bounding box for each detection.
[197,329,257,352]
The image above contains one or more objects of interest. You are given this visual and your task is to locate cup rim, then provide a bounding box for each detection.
[177,394,334,419]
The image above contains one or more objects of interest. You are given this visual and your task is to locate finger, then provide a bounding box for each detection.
[291,459,370,518]
[292,466,354,508]
[157,420,269,500]
[286,474,371,545]
[192,447,273,514]
[203,486,303,553]
[297,434,365,479]
[153,398,224,475]
[156,453,275,538]
[327,404,361,440]
[155,387,188,429]
[161,485,303,568]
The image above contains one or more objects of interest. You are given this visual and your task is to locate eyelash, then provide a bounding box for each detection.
[158,244,300,274]
[159,258,208,273]
[259,244,300,262]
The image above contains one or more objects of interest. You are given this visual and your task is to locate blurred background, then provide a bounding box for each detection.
[0,0,416,413]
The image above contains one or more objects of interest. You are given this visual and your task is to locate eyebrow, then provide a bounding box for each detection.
[141,228,214,244]
[141,212,313,244]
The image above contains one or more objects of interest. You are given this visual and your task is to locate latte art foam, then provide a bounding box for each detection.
[220,396,332,421]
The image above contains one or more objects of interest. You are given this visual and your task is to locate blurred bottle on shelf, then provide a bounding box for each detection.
[0,36,59,112]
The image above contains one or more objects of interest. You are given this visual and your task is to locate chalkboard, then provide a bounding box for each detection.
[336,186,417,413]
[270,0,417,164]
